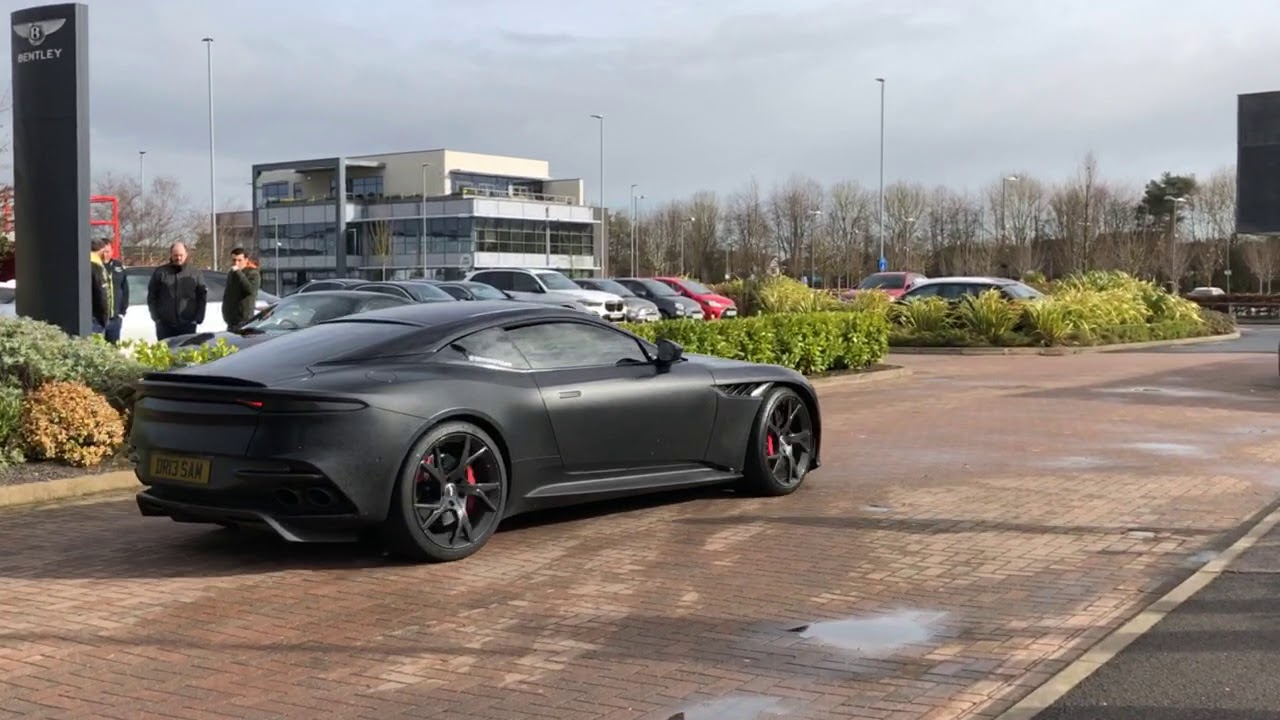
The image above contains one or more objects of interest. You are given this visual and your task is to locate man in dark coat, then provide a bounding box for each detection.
[222,246,261,330]
[89,238,116,339]
[146,241,207,340]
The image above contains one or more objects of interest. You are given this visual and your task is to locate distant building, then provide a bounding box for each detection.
[248,149,600,292]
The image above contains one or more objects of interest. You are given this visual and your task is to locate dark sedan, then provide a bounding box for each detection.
[614,277,705,319]
[350,281,458,303]
[130,301,822,563]
[165,290,413,350]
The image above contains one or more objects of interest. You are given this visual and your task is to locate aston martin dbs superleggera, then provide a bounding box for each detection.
[130,301,823,562]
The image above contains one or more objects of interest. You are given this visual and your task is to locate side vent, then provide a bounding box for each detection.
[715,382,769,398]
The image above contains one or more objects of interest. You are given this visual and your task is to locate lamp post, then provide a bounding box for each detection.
[629,184,638,275]
[138,151,146,191]
[420,163,431,278]
[269,216,281,296]
[590,114,606,276]
[807,209,822,286]
[1165,195,1188,293]
[875,77,886,272]
[679,216,695,276]
[202,37,218,271]
[1000,175,1018,243]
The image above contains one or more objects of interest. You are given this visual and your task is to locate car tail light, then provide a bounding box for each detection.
[233,397,367,413]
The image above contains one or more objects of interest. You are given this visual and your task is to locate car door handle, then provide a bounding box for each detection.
[558,390,582,399]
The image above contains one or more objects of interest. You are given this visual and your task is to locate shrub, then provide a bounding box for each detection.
[1198,308,1237,336]
[843,288,894,317]
[955,290,1023,344]
[121,337,239,371]
[0,386,23,466]
[0,317,147,411]
[621,309,889,375]
[19,381,125,467]
[711,276,842,316]
[1022,299,1074,346]
[891,296,952,333]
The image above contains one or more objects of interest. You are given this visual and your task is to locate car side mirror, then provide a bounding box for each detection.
[655,337,684,366]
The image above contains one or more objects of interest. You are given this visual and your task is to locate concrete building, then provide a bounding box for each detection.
[248,149,600,292]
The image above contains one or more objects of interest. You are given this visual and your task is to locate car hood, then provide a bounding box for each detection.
[700,294,736,307]
[622,296,659,311]
[555,288,623,304]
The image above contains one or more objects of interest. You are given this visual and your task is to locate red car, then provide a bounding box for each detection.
[654,276,738,319]
[841,271,927,301]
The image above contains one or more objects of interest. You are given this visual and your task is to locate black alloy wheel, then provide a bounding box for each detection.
[742,387,814,496]
[384,421,508,562]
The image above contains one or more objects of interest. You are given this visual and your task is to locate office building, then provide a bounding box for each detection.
[249,149,600,291]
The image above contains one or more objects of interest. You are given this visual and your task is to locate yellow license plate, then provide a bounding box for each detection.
[149,453,212,485]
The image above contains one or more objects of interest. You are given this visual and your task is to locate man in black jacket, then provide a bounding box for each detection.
[222,247,261,330]
[147,242,207,340]
[89,238,116,339]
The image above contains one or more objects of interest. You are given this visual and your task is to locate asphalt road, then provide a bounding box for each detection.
[1133,325,1280,354]
[1035,518,1280,720]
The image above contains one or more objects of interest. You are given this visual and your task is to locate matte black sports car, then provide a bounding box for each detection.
[166,290,413,351]
[129,301,822,562]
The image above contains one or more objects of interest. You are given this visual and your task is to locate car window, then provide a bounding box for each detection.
[362,296,413,312]
[937,284,972,300]
[355,284,412,300]
[586,279,634,297]
[1001,282,1044,299]
[510,273,542,293]
[405,283,456,302]
[299,281,341,293]
[472,271,510,291]
[465,283,507,300]
[678,278,713,295]
[533,271,580,291]
[859,273,906,290]
[438,285,470,300]
[444,327,530,371]
[505,321,648,370]
[902,284,940,300]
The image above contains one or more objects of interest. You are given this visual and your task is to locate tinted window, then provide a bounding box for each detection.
[632,279,678,297]
[505,321,648,370]
[240,293,406,332]
[534,271,580,291]
[403,283,456,302]
[299,281,344,293]
[902,284,940,300]
[183,321,415,376]
[583,279,634,297]
[1001,282,1044,299]
[472,271,511,291]
[510,273,542,293]
[445,327,530,370]
[438,285,470,300]
[355,284,413,300]
[859,273,906,290]
[677,278,713,295]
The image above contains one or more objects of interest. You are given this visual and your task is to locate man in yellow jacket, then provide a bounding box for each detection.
[89,238,128,343]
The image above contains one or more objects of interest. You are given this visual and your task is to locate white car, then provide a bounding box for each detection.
[465,268,626,322]
[0,271,279,342]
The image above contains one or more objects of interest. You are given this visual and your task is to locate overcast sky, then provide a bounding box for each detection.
[4,0,1278,210]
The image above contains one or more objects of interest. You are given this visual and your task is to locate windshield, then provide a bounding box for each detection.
[0,287,13,304]
[404,283,455,302]
[534,271,580,291]
[1003,282,1045,299]
[859,273,907,290]
[678,278,713,295]
[637,279,678,297]
[241,294,381,333]
[465,283,507,300]
[588,279,634,297]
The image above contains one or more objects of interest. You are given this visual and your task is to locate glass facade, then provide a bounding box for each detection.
[474,218,593,257]
[451,171,543,196]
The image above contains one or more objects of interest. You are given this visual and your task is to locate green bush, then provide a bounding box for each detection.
[1197,308,1237,336]
[710,276,844,317]
[621,309,889,375]
[888,271,1214,348]
[120,337,239,371]
[0,386,23,467]
[0,317,147,411]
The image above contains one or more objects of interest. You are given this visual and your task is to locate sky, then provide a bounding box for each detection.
[3,0,1279,211]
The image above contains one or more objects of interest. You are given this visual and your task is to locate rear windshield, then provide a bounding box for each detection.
[179,321,417,379]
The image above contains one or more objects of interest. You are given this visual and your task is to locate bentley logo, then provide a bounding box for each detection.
[13,18,65,47]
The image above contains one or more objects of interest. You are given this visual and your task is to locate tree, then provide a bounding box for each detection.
[368,219,393,280]
[1187,167,1236,286]
[93,172,202,265]
[768,175,824,278]
[1241,237,1280,293]
[725,179,772,278]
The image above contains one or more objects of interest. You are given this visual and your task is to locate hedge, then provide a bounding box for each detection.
[621,309,890,376]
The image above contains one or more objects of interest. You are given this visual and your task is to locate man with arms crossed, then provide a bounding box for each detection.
[147,242,207,340]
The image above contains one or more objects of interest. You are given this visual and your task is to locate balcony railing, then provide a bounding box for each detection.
[260,185,579,208]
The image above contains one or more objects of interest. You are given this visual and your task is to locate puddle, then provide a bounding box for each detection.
[665,695,791,720]
[788,609,948,656]
[1098,386,1235,400]
[1124,442,1210,458]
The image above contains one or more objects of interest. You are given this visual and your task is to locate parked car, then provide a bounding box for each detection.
[614,277,704,319]
[574,278,661,323]
[426,279,587,311]
[351,281,458,303]
[465,268,626,322]
[0,281,14,319]
[897,276,1044,303]
[653,276,738,319]
[1187,286,1227,298]
[166,290,413,351]
[130,301,822,562]
[842,271,928,300]
[293,278,368,294]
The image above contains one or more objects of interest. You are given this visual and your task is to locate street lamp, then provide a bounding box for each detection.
[629,184,639,275]
[679,216,695,276]
[1000,175,1018,242]
[269,215,281,295]
[202,36,217,271]
[1165,195,1189,293]
[589,113,606,276]
[420,162,431,278]
[807,209,822,286]
[875,77,886,272]
[138,151,146,191]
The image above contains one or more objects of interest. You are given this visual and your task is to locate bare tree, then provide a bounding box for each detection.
[1242,237,1280,293]
[368,219,392,280]
[768,175,824,277]
[93,172,201,266]
[1188,166,1235,285]
[725,179,773,278]
[883,182,928,271]
[826,180,874,285]
[687,191,722,280]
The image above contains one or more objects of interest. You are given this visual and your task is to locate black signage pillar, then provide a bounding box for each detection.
[10,3,89,336]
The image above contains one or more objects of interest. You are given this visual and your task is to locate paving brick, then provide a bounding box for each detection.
[0,350,1276,719]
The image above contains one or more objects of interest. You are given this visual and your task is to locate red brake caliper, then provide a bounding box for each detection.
[465,465,477,514]
[766,434,776,456]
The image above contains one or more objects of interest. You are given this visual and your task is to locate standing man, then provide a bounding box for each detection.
[147,241,207,340]
[89,238,115,339]
[222,247,261,330]
[102,241,129,343]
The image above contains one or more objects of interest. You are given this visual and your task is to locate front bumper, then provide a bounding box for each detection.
[582,304,627,322]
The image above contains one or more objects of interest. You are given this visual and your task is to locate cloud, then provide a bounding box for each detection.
[6,0,1276,209]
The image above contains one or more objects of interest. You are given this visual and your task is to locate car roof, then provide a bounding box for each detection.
[286,289,414,302]
[329,299,579,329]
[910,276,1016,287]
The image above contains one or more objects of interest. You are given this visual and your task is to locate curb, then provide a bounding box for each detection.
[0,470,139,509]
[993,501,1280,720]
[888,331,1241,356]
[810,365,912,389]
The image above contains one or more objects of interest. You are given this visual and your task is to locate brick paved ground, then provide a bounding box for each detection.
[0,349,1277,720]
